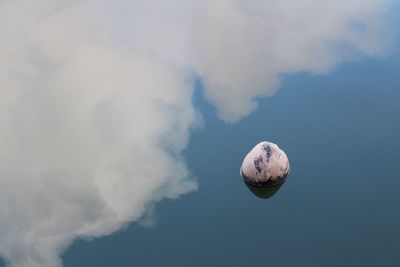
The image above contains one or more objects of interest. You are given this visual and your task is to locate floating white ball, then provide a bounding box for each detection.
[240,141,290,186]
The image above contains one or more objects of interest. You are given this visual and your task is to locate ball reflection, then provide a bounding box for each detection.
[244,181,285,199]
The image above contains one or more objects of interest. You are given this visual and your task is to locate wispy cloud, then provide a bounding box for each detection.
[0,1,395,266]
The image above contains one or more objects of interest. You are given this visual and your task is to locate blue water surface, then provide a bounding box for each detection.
[60,47,400,267]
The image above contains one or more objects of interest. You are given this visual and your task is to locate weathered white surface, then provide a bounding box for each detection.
[241,141,290,185]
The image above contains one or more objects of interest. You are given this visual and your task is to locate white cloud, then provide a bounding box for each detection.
[0,0,395,266]
[191,0,396,122]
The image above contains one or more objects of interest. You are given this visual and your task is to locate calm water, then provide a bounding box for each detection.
[59,48,400,267]
[0,50,394,267]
